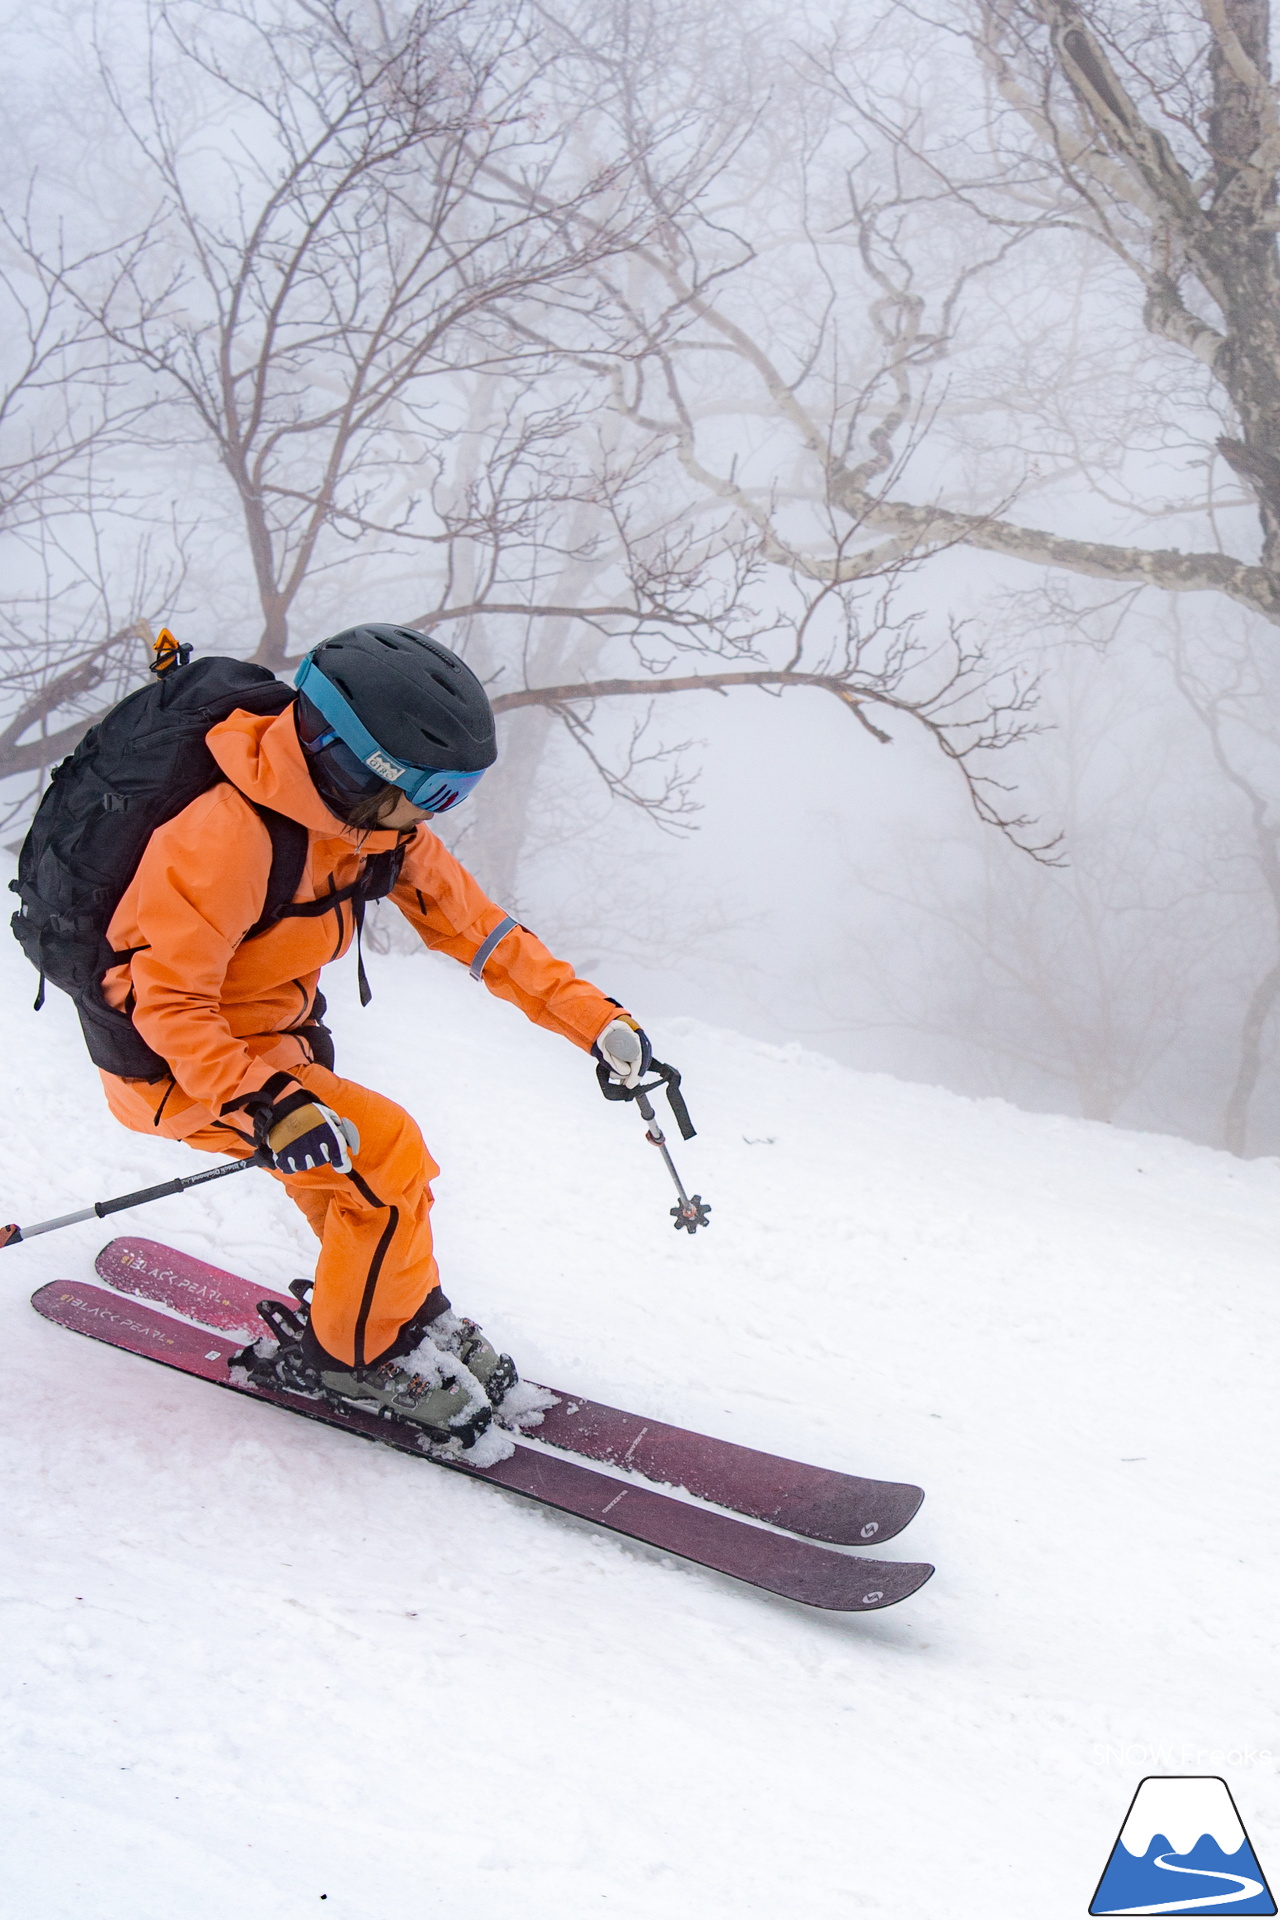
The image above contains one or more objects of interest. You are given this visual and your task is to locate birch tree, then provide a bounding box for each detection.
[633,0,1280,623]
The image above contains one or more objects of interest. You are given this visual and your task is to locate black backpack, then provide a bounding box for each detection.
[9,653,402,1081]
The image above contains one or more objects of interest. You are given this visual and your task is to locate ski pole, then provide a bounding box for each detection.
[596,1058,711,1233]
[1,1150,268,1248]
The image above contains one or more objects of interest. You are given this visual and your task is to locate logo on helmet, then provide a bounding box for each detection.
[363,749,405,781]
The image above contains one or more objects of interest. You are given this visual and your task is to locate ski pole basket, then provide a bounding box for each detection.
[596,1058,711,1233]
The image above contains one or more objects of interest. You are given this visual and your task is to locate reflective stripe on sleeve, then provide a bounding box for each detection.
[468,914,519,982]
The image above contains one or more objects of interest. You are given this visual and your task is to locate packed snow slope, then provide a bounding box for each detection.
[1,930,1277,1920]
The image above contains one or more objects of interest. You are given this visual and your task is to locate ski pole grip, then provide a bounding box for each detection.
[595,1059,635,1102]
[96,1176,188,1218]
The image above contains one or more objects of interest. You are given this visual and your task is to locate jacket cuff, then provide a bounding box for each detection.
[220,1069,306,1132]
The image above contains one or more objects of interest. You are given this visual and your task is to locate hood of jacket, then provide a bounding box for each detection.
[206,705,404,850]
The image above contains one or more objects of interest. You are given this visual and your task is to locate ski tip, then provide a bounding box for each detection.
[889,1482,926,1536]
[827,1481,925,1547]
[840,1561,934,1612]
[32,1279,87,1308]
[745,1479,926,1548]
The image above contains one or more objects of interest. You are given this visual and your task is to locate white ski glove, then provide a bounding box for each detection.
[593,1016,652,1089]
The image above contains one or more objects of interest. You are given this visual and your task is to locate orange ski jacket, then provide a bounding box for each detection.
[99,705,625,1140]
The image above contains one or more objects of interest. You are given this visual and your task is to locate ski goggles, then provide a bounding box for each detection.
[294,655,488,813]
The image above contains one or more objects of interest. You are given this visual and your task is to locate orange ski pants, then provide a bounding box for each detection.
[130,1062,441,1368]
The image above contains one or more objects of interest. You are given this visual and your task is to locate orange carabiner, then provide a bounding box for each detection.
[149,627,192,676]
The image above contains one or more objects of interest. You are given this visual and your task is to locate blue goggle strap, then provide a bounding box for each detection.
[294,655,485,811]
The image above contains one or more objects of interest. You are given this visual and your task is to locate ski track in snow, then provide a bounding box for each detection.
[2,929,1278,1917]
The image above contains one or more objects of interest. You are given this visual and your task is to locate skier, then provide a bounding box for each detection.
[94,624,651,1443]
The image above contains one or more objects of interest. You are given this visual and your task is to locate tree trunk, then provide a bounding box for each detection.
[462,706,557,904]
[1223,957,1280,1153]
[254,600,291,672]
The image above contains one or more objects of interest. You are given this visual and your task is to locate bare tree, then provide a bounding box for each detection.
[481,583,1045,839]
[828,0,1280,619]
[449,0,1280,1143]
[1171,617,1280,1151]
[5,0,1047,872]
[0,212,166,800]
[803,639,1235,1128]
[953,0,1280,617]
[563,0,1280,656]
[42,0,745,671]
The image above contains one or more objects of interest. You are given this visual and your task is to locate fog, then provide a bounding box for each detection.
[6,0,1280,1154]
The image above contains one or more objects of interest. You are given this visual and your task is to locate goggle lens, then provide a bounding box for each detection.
[397,764,486,812]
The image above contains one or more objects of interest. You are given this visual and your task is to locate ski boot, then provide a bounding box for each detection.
[312,1346,493,1447]
[417,1307,519,1409]
[234,1283,497,1448]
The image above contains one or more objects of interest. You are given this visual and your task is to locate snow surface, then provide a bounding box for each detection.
[2,929,1278,1917]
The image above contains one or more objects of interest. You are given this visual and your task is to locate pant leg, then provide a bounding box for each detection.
[104,1062,441,1369]
[282,1063,441,1368]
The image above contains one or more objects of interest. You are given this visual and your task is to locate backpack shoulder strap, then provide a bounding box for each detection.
[357,843,407,903]
[242,804,310,942]
[237,807,406,953]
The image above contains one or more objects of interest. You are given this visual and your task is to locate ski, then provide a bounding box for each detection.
[32,1280,934,1614]
[93,1235,926,1546]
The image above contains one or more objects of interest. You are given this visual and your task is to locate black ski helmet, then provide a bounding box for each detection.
[294,624,496,819]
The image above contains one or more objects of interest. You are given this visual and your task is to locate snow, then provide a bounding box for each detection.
[2,928,1278,1917]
